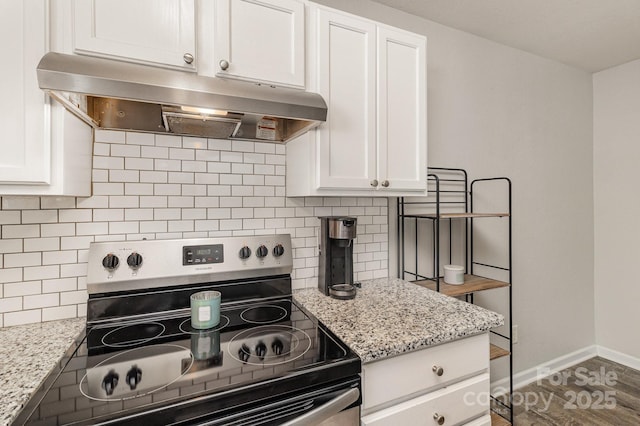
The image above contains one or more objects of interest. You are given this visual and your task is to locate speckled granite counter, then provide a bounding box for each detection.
[294,278,504,364]
[1,317,85,426]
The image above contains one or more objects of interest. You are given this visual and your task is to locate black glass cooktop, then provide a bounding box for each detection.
[16,298,360,425]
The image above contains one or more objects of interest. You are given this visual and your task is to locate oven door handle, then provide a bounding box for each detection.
[280,387,360,426]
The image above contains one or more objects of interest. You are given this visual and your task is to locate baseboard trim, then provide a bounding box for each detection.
[491,345,597,394]
[596,345,640,371]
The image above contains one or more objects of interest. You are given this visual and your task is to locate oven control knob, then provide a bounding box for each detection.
[256,245,268,258]
[102,254,120,271]
[127,252,143,269]
[239,246,251,260]
[239,344,251,363]
[255,342,267,360]
[272,339,284,355]
[126,366,142,390]
[102,370,119,396]
[272,244,285,257]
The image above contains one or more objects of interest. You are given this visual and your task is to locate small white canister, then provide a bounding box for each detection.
[443,265,465,285]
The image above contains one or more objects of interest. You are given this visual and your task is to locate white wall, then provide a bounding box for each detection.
[313,0,595,375]
[593,59,640,359]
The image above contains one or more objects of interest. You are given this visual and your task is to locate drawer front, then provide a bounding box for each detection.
[362,333,488,411]
[464,414,492,426]
[361,373,490,426]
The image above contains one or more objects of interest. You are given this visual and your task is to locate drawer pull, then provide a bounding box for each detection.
[433,413,445,425]
[432,365,444,376]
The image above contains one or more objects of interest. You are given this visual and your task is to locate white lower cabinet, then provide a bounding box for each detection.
[361,334,490,426]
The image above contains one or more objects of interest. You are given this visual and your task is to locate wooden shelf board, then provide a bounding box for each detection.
[412,274,510,297]
[402,212,509,219]
[490,344,510,360]
[491,412,511,426]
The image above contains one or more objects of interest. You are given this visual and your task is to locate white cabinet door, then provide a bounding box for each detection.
[0,0,50,184]
[377,27,427,192]
[214,0,305,87]
[316,8,377,190]
[74,0,196,70]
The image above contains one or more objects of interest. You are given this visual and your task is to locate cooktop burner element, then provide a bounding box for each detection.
[227,325,312,366]
[101,322,166,348]
[178,314,230,334]
[240,304,288,324]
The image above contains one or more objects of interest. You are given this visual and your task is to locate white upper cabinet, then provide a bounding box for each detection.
[377,27,427,191]
[0,0,50,185]
[316,9,377,189]
[73,0,197,70]
[0,0,92,196]
[213,0,305,88]
[286,4,427,196]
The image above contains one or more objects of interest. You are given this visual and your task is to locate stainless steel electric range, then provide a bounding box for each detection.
[15,235,361,425]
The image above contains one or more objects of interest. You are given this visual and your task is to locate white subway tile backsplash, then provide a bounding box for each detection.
[126,157,154,170]
[42,305,77,322]
[0,268,23,284]
[140,171,168,183]
[43,278,77,293]
[125,209,154,221]
[43,251,78,266]
[3,224,40,239]
[155,134,182,148]
[0,239,23,254]
[155,159,182,171]
[24,293,59,309]
[4,309,41,326]
[110,170,140,183]
[182,137,207,149]
[59,209,93,223]
[60,290,87,306]
[4,252,41,268]
[4,280,41,297]
[2,197,40,210]
[23,265,59,281]
[111,144,141,158]
[142,146,169,159]
[126,132,155,146]
[0,211,22,224]
[0,132,388,326]
[60,236,94,251]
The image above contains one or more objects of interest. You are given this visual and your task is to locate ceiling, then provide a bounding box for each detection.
[370,0,640,72]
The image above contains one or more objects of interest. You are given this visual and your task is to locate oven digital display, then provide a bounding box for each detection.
[183,244,223,265]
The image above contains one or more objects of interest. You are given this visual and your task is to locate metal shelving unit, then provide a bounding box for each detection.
[397,167,513,425]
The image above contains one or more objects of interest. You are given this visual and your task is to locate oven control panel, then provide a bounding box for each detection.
[87,235,293,294]
[183,244,224,265]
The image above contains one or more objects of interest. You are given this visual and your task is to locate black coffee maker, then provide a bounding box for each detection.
[318,216,358,299]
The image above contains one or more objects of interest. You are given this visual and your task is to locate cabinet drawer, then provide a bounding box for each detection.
[362,333,488,411]
[361,373,490,426]
[464,414,492,426]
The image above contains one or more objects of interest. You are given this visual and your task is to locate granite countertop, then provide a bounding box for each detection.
[0,317,85,426]
[294,278,504,363]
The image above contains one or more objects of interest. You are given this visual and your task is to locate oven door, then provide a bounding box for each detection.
[105,377,361,426]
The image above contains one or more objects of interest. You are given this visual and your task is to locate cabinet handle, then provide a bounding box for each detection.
[432,365,444,376]
[183,53,194,64]
[433,413,445,425]
[381,180,390,187]
[370,179,379,187]
[219,59,230,70]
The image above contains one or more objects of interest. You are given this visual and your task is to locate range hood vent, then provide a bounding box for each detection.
[37,52,327,143]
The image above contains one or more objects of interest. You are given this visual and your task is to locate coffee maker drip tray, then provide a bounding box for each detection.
[329,284,357,300]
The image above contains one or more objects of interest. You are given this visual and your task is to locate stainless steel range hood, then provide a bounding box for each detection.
[36,52,327,143]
